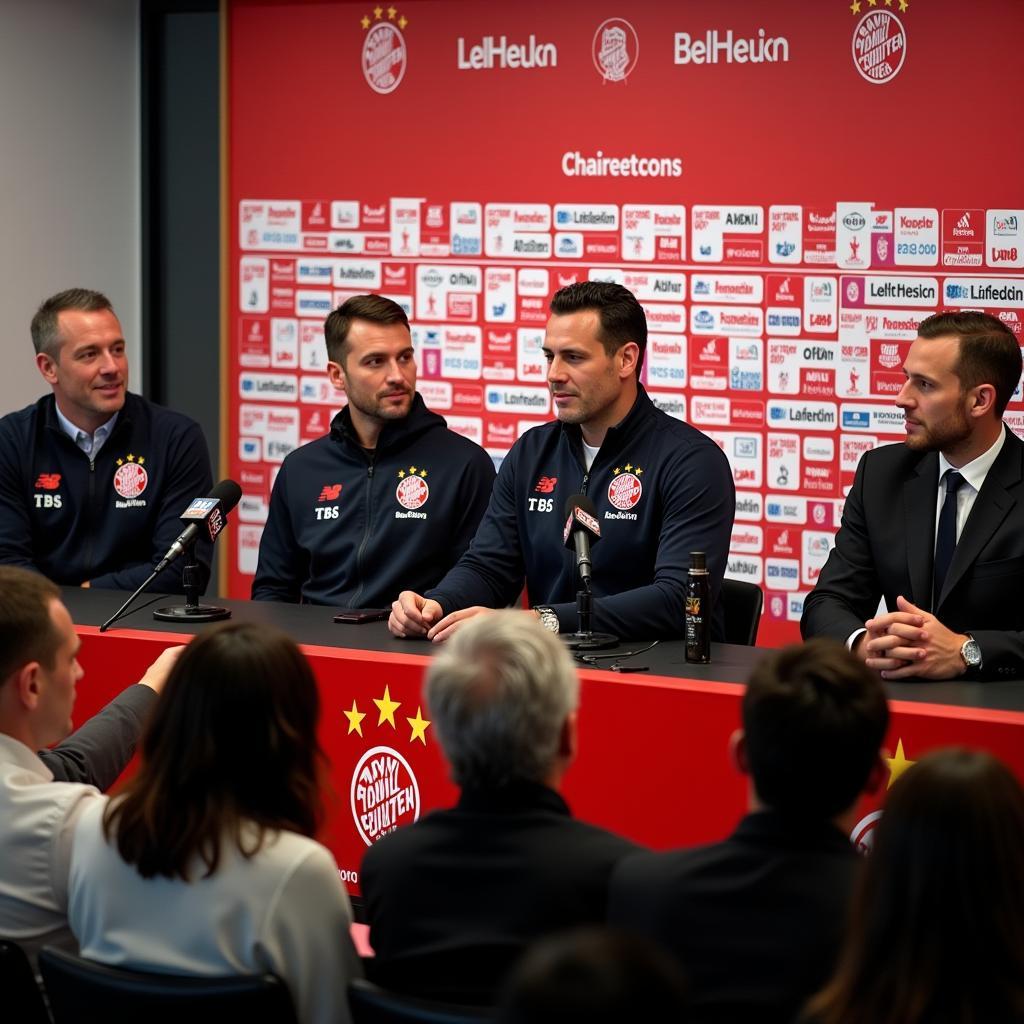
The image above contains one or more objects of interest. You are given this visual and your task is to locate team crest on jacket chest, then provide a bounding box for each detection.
[395,465,429,517]
[608,464,643,511]
[113,454,149,508]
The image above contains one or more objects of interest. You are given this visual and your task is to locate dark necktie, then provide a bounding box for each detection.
[933,469,964,604]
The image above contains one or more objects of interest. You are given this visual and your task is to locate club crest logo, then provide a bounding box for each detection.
[608,464,643,510]
[113,456,148,499]
[396,466,429,510]
[351,746,420,846]
[592,17,639,83]
[850,4,908,85]
[361,6,409,95]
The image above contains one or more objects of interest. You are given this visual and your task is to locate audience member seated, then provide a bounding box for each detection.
[0,566,175,964]
[496,927,689,1023]
[608,639,889,1024]
[66,622,361,1024]
[360,610,640,1004]
[801,748,1024,1024]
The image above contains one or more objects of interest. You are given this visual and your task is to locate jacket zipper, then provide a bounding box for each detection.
[350,461,375,607]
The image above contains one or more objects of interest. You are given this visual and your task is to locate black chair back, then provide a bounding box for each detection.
[0,939,50,1024]
[720,578,764,646]
[349,977,492,1023]
[38,946,298,1024]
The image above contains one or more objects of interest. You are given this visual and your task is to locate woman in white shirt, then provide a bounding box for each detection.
[68,622,361,1024]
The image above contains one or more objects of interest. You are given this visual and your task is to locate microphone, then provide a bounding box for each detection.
[563,494,601,587]
[560,495,617,652]
[154,479,243,574]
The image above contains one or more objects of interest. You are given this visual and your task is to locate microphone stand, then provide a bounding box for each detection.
[153,551,230,622]
[99,552,230,632]
[561,580,618,651]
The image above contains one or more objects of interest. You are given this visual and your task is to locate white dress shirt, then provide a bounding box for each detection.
[0,733,101,964]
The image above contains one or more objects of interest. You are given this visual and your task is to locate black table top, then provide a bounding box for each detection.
[61,587,1024,715]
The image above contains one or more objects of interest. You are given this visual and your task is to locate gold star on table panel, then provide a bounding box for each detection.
[343,700,366,737]
[850,0,861,11]
[387,5,397,18]
[373,686,401,728]
[398,14,408,29]
[361,15,370,28]
[885,738,915,789]
[898,0,909,10]
[407,706,431,745]
[373,5,383,19]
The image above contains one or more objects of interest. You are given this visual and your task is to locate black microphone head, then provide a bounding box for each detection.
[563,494,597,518]
[209,478,243,513]
[563,494,601,548]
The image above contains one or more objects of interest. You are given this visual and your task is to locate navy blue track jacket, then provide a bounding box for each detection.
[426,386,736,640]
[0,393,213,591]
[251,394,496,607]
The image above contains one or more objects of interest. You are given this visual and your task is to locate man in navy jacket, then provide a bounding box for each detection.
[389,281,735,641]
[252,294,495,607]
[0,289,212,592]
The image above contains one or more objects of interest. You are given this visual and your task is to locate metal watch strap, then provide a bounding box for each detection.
[533,606,560,634]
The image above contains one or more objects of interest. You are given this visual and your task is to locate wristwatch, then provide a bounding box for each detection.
[960,634,982,672]
[533,606,560,634]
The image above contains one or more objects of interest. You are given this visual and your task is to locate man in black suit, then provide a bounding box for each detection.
[802,310,1024,680]
[360,610,640,1005]
[608,639,889,1024]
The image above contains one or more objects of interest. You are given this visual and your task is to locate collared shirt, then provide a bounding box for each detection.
[54,404,118,460]
[847,425,1009,649]
[934,425,1006,548]
[0,732,101,966]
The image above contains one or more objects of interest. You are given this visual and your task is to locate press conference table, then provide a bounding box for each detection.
[63,588,1024,899]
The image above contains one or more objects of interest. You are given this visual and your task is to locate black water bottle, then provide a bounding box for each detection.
[685,551,711,664]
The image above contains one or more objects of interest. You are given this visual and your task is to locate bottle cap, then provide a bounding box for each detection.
[689,551,706,570]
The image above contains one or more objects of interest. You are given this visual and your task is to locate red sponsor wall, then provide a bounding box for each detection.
[227,0,1024,646]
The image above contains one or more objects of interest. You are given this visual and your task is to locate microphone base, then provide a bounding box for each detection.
[153,604,232,623]
[561,631,619,651]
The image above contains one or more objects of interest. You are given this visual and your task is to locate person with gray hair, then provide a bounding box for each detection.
[360,611,640,1006]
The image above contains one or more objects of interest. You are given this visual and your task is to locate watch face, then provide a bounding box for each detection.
[963,640,982,666]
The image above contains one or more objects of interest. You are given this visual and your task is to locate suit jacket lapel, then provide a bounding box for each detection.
[904,452,938,610]
[938,428,1023,610]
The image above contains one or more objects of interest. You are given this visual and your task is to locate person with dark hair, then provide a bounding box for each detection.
[252,293,494,606]
[802,310,1024,680]
[0,565,178,964]
[67,622,361,1024]
[803,748,1024,1024]
[390,280,734,641]
[497,928,690,1024]
[361,612,640,1005]
[0,288,214,591]
[608,639,889,1024]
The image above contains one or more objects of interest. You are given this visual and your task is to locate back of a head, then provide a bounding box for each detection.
[809,748,1024,1024]
[742,639,888,819]
[497,928,689,1024]
[106,622,325,879]
[0,567,60,686]
[868,749,1024,989]
[426,611,579,791]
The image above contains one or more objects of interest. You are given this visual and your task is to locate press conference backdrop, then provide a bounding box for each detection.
[226,0,1024,645]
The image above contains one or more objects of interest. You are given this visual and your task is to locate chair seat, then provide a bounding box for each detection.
[38,945,298,1024]
[0,938,50,1024]
[349,977,492,1023]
